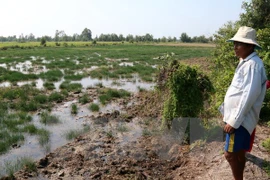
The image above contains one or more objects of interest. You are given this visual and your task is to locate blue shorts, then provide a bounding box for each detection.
[224,126,251,153]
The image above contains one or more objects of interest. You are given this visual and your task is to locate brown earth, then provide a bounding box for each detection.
[9,58,270,180]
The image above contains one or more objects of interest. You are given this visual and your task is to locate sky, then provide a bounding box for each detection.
[0,0,247,39]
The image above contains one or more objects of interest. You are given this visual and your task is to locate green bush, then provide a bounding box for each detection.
[161,62,213,129]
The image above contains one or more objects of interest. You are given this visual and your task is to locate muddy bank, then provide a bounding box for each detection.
[11,90,270,180]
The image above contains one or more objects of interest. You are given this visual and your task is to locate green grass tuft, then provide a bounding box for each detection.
[89,103,100,112]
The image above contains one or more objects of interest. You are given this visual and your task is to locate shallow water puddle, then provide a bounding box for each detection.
[0,98,145,176]
[0,76,154,93]
[0,98,125,175]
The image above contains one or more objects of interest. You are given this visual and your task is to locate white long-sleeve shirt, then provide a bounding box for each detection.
[219,52,267,135]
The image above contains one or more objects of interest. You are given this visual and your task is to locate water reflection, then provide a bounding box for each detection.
[0,101,92,176]
[0,76,155,93]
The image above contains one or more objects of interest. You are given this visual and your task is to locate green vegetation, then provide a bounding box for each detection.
[89,103,100,112]
[263,160,270,177]
[60,81,82,92]
[71,103,78,114]
[262,138,270,152]
[0,42,214,158]
[64,126,90,140]
[160,60,213,129]
[39,70,63,82]
[210,0,270,121]
[79,93,91,104]
[0,112,34,154]
[116,123,129,132]
[48,92,64,102]
[44,81,55,90]
[37,128,50,147]
[98,88,130,105]
[39,111,61,125]
[142,129,152,137]
[3,157,37,178]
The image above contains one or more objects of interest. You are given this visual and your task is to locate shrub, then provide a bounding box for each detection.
[161,61,213,129]
[40,37,46,46]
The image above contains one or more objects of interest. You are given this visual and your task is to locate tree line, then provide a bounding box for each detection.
[0,27,213,43]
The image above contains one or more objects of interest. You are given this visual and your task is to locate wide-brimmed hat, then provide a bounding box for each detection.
[227,26,262,50]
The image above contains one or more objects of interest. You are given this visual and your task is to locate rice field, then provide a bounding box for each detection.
[0,42,214,177]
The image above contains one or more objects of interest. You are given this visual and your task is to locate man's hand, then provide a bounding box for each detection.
[224,124,235,134]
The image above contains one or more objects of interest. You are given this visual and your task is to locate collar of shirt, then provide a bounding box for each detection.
[241,52,257,62]
[237,52,257,70]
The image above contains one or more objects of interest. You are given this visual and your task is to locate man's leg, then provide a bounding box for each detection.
[224,150,246,180]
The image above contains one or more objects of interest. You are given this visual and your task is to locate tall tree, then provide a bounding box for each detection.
[81,28,92,41]
[180,33,191,43]
[239,0,270,29]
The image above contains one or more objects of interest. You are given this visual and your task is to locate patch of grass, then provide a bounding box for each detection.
[3,157,37,178]
[39,69,63,82]
[116,123,129,132]
[89,103,100,112]
[263,160,270,177]
[0,112,36,154]
[37,128,50,147]
[22,124,38,134]
[142,128,152,137]
[34,94,48,104]
[21,157,37,173]
[40,111,60,125]
[111,81,122,86]
[64,74,84,80]
[0,133,24,155]
[137,86,146,92]
[43,81,55,90]
[94,82,104,88]
[64,125,90,140]
[79,94,91,104]
[59,81,82,92]
[106,130,114,138]
[98,88,130,105]
[48,92,64,102]
[0,69,38,83]
[71,103,78,114]
[262,138,270,152]
[18,100,39,111]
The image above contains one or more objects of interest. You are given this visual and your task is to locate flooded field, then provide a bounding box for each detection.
[0,43,213,177]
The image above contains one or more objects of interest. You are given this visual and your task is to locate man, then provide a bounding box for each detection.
[219,26,267,180]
